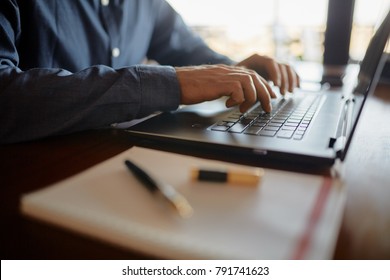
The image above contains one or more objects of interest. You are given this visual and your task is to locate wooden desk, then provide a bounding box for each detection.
[1,85,389,259]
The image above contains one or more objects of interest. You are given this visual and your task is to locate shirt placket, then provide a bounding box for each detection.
[100,0,121,67]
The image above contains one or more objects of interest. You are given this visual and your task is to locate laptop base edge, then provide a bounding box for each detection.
[126,131,336,174]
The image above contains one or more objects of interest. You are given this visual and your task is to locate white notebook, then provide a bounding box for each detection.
[20,147,345,259]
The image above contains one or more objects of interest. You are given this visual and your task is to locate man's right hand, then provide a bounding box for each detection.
[175,64,276,113]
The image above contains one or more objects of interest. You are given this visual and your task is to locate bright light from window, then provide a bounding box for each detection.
[354,0,389,26]
[350,0,390,60]
[167,0,275,26]
[167,0,327,62]
[167,0,389,62]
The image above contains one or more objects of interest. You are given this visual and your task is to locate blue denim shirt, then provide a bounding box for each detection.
[0,0,232,143]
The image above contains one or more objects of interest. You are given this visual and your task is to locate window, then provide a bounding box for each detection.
[351,0,390,61]
[167,0,389,63]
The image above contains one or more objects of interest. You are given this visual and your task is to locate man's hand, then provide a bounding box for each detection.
[176,64,276,113]
[175,55,300,113]
[236,54,300,95]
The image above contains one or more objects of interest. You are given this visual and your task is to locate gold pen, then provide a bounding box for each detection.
[125,160,193,218]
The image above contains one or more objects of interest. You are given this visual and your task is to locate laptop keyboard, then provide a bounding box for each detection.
[209,95,321,140]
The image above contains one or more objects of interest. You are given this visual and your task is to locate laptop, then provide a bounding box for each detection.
[126,11,390,166]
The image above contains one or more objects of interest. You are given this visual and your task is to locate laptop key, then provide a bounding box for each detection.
[252,120,268,126]
[211,122,232,131]
[239,117,254,125]
[259,130,277,137]
[264,126,279,131]
[293,134,304,140]
[267,122,283,128]
[244,126,263,135]
[281,126,296,131]
[277,130,294,139]
[228,123,249,133]
[269,120,284,125]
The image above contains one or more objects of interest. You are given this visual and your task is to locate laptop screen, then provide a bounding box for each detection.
[355,11,390,95]
[340,11,390,161]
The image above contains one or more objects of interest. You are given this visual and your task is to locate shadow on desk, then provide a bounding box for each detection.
[21,218,154,259]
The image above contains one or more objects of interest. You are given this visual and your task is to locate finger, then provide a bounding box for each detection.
[238,55,282,87]
[227,68,273,112]
[223,80,245,108]
[256,56,282,87]
[278,64,288,95]
[261,56,282,87]
[223,66,277,100]
[225,73,258,112]
[229,68,279,98]
[296,71,301,88]
[258,75,277,98]
[250,73,272,112]
[284,64,297,92]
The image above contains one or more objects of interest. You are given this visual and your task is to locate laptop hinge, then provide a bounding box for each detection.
[329,136,347,156]
[329,96,355,154]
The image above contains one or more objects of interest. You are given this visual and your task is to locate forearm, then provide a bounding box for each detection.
[0,65,180,143]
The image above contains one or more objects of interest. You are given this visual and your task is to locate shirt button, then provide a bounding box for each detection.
[101,0,109,6]
[112,48,120,58]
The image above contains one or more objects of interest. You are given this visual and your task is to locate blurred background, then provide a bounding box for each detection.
[167,0,390,64]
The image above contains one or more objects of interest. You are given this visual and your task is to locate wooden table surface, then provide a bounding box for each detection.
[1,85,389,260]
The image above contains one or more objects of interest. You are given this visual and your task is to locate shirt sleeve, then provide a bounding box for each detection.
[0,1,180,143]
[147,1,235,66]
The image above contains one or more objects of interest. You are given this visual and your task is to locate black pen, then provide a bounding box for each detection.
[124,159,193,218]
